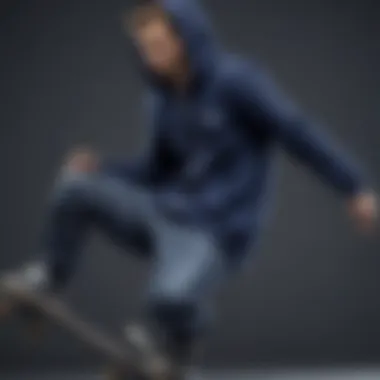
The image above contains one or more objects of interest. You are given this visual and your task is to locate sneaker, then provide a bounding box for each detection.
[124,323,178,379]
[0,261,53,326]
[0,261,51,294]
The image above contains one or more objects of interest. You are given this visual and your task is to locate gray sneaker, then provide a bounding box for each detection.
[0,262,51,294]
[0,262,56,337]
[124,323,181,380]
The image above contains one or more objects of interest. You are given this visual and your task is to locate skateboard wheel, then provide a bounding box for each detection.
[0,290,16,318]
[104,365,130,380]
[0,301,13,318]
[24,318,46,341]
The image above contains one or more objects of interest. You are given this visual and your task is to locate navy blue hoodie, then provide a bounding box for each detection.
[107,0,365,262]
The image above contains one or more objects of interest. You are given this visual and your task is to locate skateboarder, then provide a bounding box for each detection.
[1,0,378,378]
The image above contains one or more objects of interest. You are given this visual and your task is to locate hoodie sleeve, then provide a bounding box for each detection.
[226,59,366,196]
[102,148,158,186]
[102,93,168,186]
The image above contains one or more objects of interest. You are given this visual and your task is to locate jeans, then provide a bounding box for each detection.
[42,170,228,351]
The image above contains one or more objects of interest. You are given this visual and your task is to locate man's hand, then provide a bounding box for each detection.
[63,146,99,174]
[347,191,378,234]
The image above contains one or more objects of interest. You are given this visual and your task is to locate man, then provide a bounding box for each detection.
[1,0,377,379]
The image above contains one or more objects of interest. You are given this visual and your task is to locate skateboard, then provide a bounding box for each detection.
[0,280,170,380]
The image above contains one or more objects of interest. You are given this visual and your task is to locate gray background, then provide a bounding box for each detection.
[0,0,379,371]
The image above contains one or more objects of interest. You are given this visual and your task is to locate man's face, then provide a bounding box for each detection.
[133,18,184,76]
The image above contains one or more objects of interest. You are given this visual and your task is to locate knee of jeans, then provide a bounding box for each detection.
[51,171,94,207]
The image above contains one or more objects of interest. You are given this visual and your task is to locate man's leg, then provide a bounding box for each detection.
[145,222,227,370]
[2,170,156,293]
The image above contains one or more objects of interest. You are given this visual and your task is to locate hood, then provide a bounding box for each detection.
[141,0,219,90]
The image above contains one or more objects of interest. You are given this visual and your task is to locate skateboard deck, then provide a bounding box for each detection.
[0,280,147,379]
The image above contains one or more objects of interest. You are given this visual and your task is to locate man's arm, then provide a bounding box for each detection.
[227,59,366,195]
[226,59,377,230]
[102,140,163,186]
